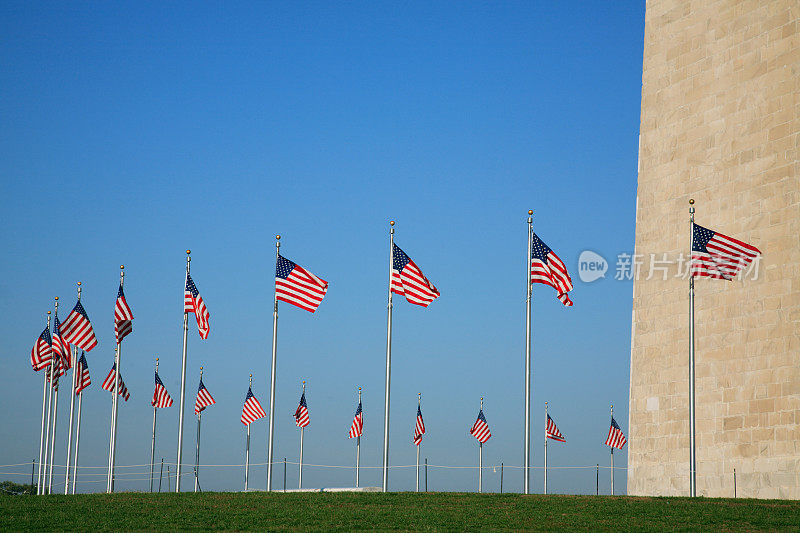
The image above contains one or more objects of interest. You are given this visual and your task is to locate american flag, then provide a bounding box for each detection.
[114,283,134,343]
[152,371,173,408]
[47,351,66,382]
[51,314,70,370]
[241,387,267,425]
[348,401,363,438]
[60,300,98,352]
[101,363,130,401]
[31,324,53,371]
[691,223,761,280]
[275,255,329,313]
[194,376,216,414]
[531,232,574,306]
[413,405,425,446]
[546,414,566,442]
[75,352,91,395]
[185,274,210,340]
[605,417,627,449]
[294,392,310,428]
[470,409,491,443]
[391,243,440,307]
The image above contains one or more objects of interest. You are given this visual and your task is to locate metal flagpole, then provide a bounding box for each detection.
[195,366,203,493]
[416,392,421,493]
[176,250,191,492]
[37,311,51,495]
[48,364,59,494]
[72,385,83,494]
[150,358,159,493]
[267,235,280,492]
[688,198,697,498]
[245,374,252,491]
[356,387,361,488]
[298,381,305,489]
[524,209,533,495]
[108,266,125,493]
[478,397,484,494]
[544,401,548,495]
[382,220,395,492]
[64,342,77,494]
[610,404,614,496]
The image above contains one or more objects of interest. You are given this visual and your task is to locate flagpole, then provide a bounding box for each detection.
[416,392,421,493]
[267,235,280,492]
[382,220,395,493]
[176,250,191,492]
[37,311,51,495]
[245,373,252,492]
[478,397,483,494]
[108,266,125,493]
[298,380,305,489]
[43,313,55,495]
[689,199,697,498]
[72,384,82,494]
[63,295,78,494]
[544,401,548,495]
[524,209,533,495]
[150,358,159,493]
[48,364,59,494]
[195,366,203,493]
[356,387,361,488]
[610,404,614,496]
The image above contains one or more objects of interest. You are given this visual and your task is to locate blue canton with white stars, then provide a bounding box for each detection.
[155,372,165,387]
[185,275,200,297]
[354,401,362,416]
[299,392,307,408]
[245,387,255,401]
[692,224,715,253]
[392,244,411,272]
[73,301,90,319]
[276,255,297,279]
[530,233,553,261]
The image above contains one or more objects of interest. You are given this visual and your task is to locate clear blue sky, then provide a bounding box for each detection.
[0,2,645,493]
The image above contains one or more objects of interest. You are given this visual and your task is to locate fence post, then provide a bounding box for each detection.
[596,464,599,495]
[500,462,504,494]
[158,459,164,493]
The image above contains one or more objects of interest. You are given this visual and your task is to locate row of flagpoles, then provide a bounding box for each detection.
[29,203,760,495]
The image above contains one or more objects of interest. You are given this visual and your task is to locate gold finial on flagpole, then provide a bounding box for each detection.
[528,210,533,215]
[47,310,51,315]
[186,250,191,255]
[390,221,395,226]
[120,265,124,270]
[689,199,694,205]
[276,235,280,240]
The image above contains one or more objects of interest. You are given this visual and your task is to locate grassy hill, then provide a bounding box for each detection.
[2,491,799,531]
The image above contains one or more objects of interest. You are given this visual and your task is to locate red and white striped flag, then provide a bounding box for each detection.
[114,283,133,343]
[152,372,173,408]
[691,223,761,280]
[31,324,53,372]
[294,391,310,428]
[391,244,440,307]
[194,377,215,414]
[275,255,328,313]
[101,363,130,401]
[413,404,425,446]
[185,274,210,339]
[51,314,70,370]
[470,409,491,444]
[60,300,98,352]
[605,417,627,449]
[348,401,363,438]
[546,414,565,442]
[75,352,91,395]
[531,232,574,306]
[241,387,267,425]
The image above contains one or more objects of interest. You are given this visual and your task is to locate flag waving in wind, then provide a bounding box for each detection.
[275,255,329,313]
[52,314,69,370]
[31,324,53,371]
[546,414,566,442]
[391,243,440,307]
[470,410,491,443]
[75,352,91,395]
[194,377,216,414]
[295,392,310,428]
[605,417,627,449]
[530,232,574,306]
[241,387,267,425]
[185,274,210,339]
[348,401,363,438]
[691,223,761,280]
[152,372,173,408]
[101,363,130,401]
[114,283,133,343]
[413,405,425,446]
[60,300,98,352]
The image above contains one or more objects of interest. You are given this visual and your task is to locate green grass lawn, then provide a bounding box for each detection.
[2,492,799,531]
